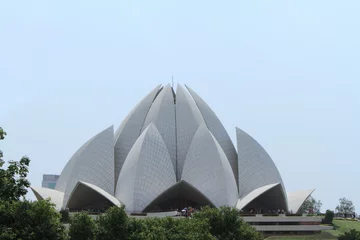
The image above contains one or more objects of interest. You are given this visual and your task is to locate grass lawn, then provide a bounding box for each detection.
[265,219,360,240]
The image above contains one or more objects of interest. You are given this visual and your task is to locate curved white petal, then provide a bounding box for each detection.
[115,123,176,213]
[31,187,64,210]
[236,127,286,199]
[175,84,205,180]
[236,183,280,210]
[66,181,121,210]
[287,189,315,213]
[57,126,115,207]
[114,85,162,183]
[55,134,95,193]
[185,85,238,188]
[181,123,238,207]
[141,85,176,172]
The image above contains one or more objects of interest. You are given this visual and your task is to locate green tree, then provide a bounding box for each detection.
[97,206,128,240]
[324,209,334,224]
[132,218,167,240]
[315,199,323,213]
[128,217,215,240]
[162,217,215,240]
[0,157,31,201]
[0,127,67,240]
[0,199,67,240]
[299,196,322,214]
[336,197,355,218]
[0,127,31,201]
[193,206,263,240]
[60,208,70,223]
[69,212,97,240]
[338,229,360,240]
[127,217,147,240]
[0,127,6,140]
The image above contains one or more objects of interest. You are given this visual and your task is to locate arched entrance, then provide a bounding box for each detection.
[66,182,119,212]
[143,181,215,212]
[242,184,287,213]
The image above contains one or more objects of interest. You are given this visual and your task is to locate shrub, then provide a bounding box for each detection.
[127,216,215,240]
[324,210,334,224]
[285,213,303,216]
[0,199,67,240]
[338,229,360,240]
[130,217,167,240]
[60,208,70,223]
[162,217,214,240]
[193,206,263,240]
[69,212,97,240]
[97,206,128,240]
[127,217,147,239]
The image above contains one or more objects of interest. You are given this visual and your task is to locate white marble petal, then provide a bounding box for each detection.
[115,123,176,212]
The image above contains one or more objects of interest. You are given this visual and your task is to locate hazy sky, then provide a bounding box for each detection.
[1,1,359,212]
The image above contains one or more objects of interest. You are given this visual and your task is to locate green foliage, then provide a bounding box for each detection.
[193,206,263,240]
[87,206,259,240]
[299,196,322,214]
[0,127,5,140]
[69,212,97,240]
[127,217,215,240]
[0,156,31,201]
[0,127,66,240]
[97,206,128,240]
[60,208,70,223]
[162,217,215,240]
[0,127,31,201]
[336,198,356,218]
[324,209,335,224]
[0,127,6,162]
[338,229,360,240]
[126,217,146,240]
[0,199,67,240]
[128,218,167,240]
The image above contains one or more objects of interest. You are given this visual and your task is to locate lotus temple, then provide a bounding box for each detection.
[31,84,314,214]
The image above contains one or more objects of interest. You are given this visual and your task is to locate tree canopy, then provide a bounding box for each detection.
[69,212,97,240]
[96,205,128,240]
[0,199,67,240]
[0,156,31,201]
[299,196,322,214]
[0,127,6,140]
[323,209,334,224]
[0,127,67,240]
[193,206,263,240]
[67,206,263,240]
[336,197,356,217]
[0,127,31,201]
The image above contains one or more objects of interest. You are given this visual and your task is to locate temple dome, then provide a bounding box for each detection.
[32,84,313,214]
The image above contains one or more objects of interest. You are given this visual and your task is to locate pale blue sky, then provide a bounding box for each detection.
[1,1,359,212]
